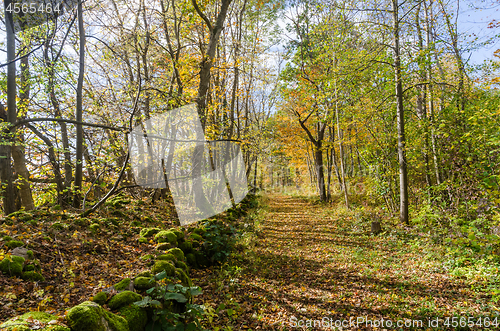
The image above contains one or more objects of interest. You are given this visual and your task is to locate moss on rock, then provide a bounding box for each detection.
[189,233,203,241]
[154,231,177,244]
[169,228,184,240]
[24,264,35,271]
[175,268,191,287]
[155,243,171,250]
[108,291,143,310]
[139,228,160,238]
[89,224,100,233]
[51,222,65,231]
[157,253,176,262]
[0,255,25,276]
[66,301,128,331]
[114,278,131,291]
[175,261,189,273]
[93,291,108,305]
[185,253,197,268]
[22,271,45,281]
[178,241,193,253]
[0,311,70,331]
[192,228,206,235]
[118,305,147,331]
[135,270,152,278]
[139,254,154,261]
[5,240,24,249]
[167,248,184,261]
[152,260,175,276]
[133,277,154,290]
[138,237,148,244]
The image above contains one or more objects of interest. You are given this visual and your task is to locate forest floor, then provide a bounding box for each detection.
[194,193,500,330]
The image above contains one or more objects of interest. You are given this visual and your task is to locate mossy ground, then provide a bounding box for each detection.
[0,197,176,322]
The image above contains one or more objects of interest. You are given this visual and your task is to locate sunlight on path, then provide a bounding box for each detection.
[228,194,491,330]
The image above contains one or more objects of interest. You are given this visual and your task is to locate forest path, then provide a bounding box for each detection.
[194,194,495,330]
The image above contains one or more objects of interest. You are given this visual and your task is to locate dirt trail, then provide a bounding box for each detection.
[195,194,495,330]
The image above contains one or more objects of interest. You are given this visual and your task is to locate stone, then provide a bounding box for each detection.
[157,254,176,262]
[113,278,132,291]
[167,248,184,261]
[0,255,25,277]
[93,291,108,305]
[189,233,203,241]
[152,260,175,276]
[139,228,160,238]
[108,291,143,310]
[155,243,171,250]
[154,231,177,244]
[5,240,24,249]
[178,241,193,253]
[11,247,29,260]
[22,271,45,281]
[117,305,147,331]
[66,301,128,331]
[133,277,154,291]
[0,311,70,331]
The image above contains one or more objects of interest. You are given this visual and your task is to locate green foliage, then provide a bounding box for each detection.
[200,220,238,265]
[134,270,204,331]
[185,253,197,268]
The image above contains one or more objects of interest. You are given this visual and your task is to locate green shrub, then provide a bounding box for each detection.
[134,273,204,330]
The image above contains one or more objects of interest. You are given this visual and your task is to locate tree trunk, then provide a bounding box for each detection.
[12,47,35,210]
[392,0,409,225]
[74,0,86,207]
[1,1,17,215]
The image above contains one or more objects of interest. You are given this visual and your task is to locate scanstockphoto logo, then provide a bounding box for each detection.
[128,104,248,226]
